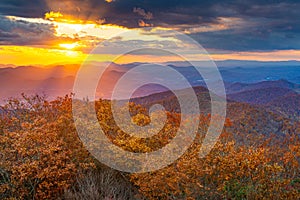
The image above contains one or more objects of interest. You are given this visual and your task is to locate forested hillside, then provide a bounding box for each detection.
[0,92,299,199]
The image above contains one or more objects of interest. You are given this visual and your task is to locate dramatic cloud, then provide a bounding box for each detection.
[138,20,153,27]
[0,0,300,51]
[0,0,48,18]
[0,15,76,46]
[133,7,153,20]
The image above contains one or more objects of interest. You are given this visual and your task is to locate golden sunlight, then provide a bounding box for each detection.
[0,46,119,66]
[45,11,63,21]
[8,15,129,41]
[59,43,79,50]
[5,13,300,68]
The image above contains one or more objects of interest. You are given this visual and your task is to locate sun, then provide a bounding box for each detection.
[59,43,79,50]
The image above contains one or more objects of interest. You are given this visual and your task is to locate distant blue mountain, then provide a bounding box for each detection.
[0,60,299,103]
[219,66,300,84]
[165,60,300,84]
[166,60,300,68]
[225,79,300,94]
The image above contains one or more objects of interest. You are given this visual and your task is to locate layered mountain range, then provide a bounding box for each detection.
[0,62,299,128]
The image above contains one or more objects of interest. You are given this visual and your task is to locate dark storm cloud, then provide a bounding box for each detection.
[0,0,300,50]
[133,7,153,20]
[0,15,75,46]
[189,1,300,51]
[1,0,299,28]
[191,28,300,51]
[0,0,48,18]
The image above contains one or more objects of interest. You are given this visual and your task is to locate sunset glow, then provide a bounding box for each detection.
[59,43,79,50]
[1,2,300,199]
[1,7,300,67]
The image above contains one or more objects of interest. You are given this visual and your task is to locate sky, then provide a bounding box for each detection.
[1,0,300,66]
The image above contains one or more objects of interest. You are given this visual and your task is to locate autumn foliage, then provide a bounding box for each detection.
[0,94,299,199]
[0,95,95,199]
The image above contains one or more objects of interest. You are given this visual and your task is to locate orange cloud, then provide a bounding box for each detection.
[45,11,63,21]
[138,20,153,27]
